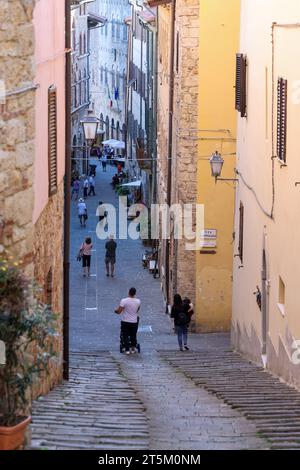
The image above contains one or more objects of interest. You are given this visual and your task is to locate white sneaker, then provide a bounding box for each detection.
[125,351,130,355]
[130,348,136,354]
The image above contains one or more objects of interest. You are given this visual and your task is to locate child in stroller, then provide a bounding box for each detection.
[120,317,141,354]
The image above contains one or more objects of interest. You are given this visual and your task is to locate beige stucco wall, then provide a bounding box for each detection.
[195,0,240,332]
[232,0,300,389]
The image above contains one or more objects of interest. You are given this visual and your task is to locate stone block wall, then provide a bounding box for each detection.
[0,0,36,274]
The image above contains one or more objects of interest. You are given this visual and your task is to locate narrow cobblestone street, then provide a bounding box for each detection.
[29,163,269,450]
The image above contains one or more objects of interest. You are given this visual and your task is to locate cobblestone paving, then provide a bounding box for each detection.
[160,349,300,450]
[29,353,149,450]
[29,162,269,450]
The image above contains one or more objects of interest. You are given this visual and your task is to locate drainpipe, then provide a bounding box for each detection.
[63,0,71,381]
[165,0,176,313]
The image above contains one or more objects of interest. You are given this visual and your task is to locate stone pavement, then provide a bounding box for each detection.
[30,162,269,450]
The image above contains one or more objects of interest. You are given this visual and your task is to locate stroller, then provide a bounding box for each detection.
[120,318,141,354]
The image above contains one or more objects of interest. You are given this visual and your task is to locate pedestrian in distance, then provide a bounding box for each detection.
[97,201,107,223]
[83,176,89,198]
[171,294,190,351]
[115,287,141,355]
[105,234,117,277]
[77,198,87,228]
[88,175,96,196]
[102,154,107,172]
[79,237,93,277]
[71,178,80,200]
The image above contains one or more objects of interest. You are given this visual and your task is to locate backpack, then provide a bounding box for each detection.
[177,310,188,326]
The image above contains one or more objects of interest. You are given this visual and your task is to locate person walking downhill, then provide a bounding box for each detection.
[105,234,117,277]
[88,175,96,196]
[71,178,80,200]
[115,287,141,355]
[83,176,89,198]
[102,154,107,172]
[171,294,190,351]
[80,237,93,277]
[77,198,87,228]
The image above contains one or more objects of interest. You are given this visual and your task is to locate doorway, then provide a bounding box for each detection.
[261,249,268,363]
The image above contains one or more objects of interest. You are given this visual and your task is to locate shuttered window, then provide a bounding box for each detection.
[277,78,287,163]
[48,86,58,196]
[238,202,244,263]
[235,53,247,118]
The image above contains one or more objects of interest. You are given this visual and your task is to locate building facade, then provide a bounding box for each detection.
[155,0,239,332]
[126,1,157,207]
[71,1,106,174]
[232,0,300,389]
[89,0,130,144]
[0,0,66,393]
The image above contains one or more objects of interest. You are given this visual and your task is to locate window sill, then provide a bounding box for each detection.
[277,303,286,317]
[277,158,287,167]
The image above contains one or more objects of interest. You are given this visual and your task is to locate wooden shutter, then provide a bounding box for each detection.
[48,86,58,196]
[235,54,247,118]
[277,78,287,163]
[238,202,244,263]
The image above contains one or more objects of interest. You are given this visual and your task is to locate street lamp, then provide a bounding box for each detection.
[81,110,99,146]
[81,110,99,175]
[209,151,238,183]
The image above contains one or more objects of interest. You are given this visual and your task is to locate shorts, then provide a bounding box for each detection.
[105,256,115,265]
[82,255,91,268]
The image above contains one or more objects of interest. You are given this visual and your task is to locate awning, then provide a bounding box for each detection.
[110,140,125,150]
[120,180,142,187]
[102,139,119,145]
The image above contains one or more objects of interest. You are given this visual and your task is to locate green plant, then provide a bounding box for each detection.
[0,257,58,427]
[115,184,129,196]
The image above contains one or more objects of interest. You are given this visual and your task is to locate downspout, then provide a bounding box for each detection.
[63,0,71,380]
[165,0,176,313]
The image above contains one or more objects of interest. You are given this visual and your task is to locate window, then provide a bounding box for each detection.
[277,78,287,163]
[238,202,244,263]
[79,71,82,105]
[79,33,82,55]
[235,53,247,117]
[278,276,286,316]
[123,24,128,42]
[48,86,57,196]
[176,31,179,73]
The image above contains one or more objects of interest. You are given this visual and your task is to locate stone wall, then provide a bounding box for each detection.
[171,0,199,303]
[0,0,36,274]
[33,180,65,393]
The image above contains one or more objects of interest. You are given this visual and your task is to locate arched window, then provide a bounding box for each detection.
[111,118,115,139]
[100,66,103,83]
[79,71,82,105]
[112,21,115,39]
[111,67,115,90]
[105,115,110,139]
[105,67,108,85]
[83,69,87,103]
[79,33,82,55]
[83,33,87,54]
[72,18,76,51]
[116,121,120,140]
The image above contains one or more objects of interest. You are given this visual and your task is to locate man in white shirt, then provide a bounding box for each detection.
[77,198,87,228]
[115,287,141,355]
[83,177,89,198]
[88,175,96,196]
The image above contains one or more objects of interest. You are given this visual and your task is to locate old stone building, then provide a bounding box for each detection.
[154,0,199,315]
[0,0,66,393]
[154,0,239,333]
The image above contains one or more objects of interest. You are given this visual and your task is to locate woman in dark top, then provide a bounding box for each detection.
[171,294,190,351]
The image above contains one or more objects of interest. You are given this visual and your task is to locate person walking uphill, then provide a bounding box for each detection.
[171,294,190,351]
[105,235,117,277]
[77,198,87,228]
[115,287,141,355]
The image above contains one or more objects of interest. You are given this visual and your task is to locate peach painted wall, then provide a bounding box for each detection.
[33,0,66,222]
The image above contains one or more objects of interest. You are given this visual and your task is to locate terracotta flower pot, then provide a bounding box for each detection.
[0,416,31,450]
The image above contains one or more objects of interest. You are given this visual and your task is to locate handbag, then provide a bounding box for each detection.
[77,244,83,262]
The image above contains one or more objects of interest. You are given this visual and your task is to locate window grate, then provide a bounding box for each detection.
[48,86,57,196]
[277,78,287,163]
[235,53,247,118]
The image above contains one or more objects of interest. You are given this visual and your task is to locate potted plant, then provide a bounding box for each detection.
[0,256,57,450]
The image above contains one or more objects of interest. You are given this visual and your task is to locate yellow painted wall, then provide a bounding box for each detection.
[196,0,241,331]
